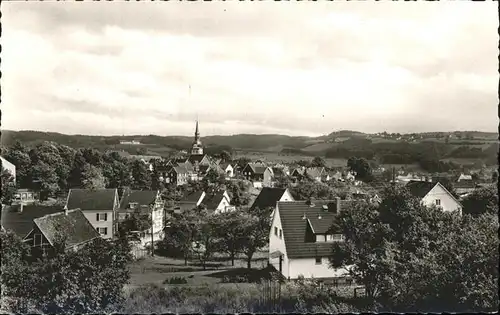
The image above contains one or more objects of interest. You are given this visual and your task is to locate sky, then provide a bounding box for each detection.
[2,1,498,137]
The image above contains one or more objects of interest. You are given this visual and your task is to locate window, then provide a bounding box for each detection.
[435,199,441,206]
[279,229,282,239]
[96,213,108,221]
[34,233,43,246]
[129,202,138,209]
[315,257,322,265]
[97,227,108,235]
[315,234,326,242]
[274,227,278,236]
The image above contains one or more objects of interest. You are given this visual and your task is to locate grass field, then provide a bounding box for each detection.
[128,251,269,288]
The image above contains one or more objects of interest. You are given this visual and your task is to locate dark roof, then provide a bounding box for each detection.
[188,154,208,165]
[247,163,268,175]
[277,200,363,259]
[250,187,288,211]
[405,181,435,198]
[181,191,205,203]
[66,189,118,211]
[33,209,100,248]
[119,189,159,209]
[271,167,286,176]
[455,179,477,189]
[1,205,64,238]
[201,191,227,210]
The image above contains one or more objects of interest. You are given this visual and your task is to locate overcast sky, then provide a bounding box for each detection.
[2,2,498,137]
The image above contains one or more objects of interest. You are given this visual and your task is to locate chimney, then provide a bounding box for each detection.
[317,213,322,220]
[336,197,341,213]
[302,213,307,220]
[64,205,69,215]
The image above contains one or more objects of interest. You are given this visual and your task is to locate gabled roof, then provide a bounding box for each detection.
[188,154,209,165]
[33,209,100,248]
[170,165,189,175]
[119,189,159,209]
[277,200,363,259]
[455,179,477,189]
[306,167,325,178]
[405,181,435,198]
[1,205,63,238]
[201,190,228,211]
[1,156,15,170]
[66,189,118,211]
[180,191,205,203]
[219,162,232,170]
[246,163,269,175]
[250,187,290,211]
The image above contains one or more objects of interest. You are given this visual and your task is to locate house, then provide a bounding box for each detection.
[1,204,63,238]
[242,163,274,188]
[187,154,212,168]
[220,163,235,178]
[65,188,120,239]
[344,171,356,182]
[269,199,357,280]
[165,165,190,186]
[178,191,206,212]
[23,209,100,256]
[457,173,473,182]
[12,189,38,204]
[250,187,294,214]
[1,156,16,183]
[119,140,142,145]
[405,181,462,214]
[454,179,478,195]
[330,171,343,182]
[118,189,165,243]
[201,190,234,213]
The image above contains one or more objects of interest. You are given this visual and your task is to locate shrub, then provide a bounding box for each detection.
[163,276,188,285]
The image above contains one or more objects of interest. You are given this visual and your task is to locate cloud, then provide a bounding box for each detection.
[1,1,497,137]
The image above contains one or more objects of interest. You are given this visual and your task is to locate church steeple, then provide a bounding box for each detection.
[191,120,203,155]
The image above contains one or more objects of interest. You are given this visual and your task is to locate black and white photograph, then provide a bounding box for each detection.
[0,1,498,313]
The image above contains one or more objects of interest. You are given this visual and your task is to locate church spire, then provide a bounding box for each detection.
[191,119,203,155]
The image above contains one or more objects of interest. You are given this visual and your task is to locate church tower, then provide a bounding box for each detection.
[191,120,203,155]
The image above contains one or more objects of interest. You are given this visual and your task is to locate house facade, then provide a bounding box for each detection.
[243,163,274,187]
[165,166,190,186]
[269,200,353,280]
[406,181,462,214]
[65,189,120,239]
[118,189,165,243]
[178,191,206,212]
[220,163,235,178]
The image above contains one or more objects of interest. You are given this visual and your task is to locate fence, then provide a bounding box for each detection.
[261,278,282,312]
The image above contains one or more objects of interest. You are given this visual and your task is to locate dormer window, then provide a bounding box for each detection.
[129,202,138,209]
[327,234,345,242]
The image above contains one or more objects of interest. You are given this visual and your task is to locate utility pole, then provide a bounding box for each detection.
[151,207,155,257]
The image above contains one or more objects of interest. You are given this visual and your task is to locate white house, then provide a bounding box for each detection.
[118,189,165,243]
[1,156,16,184]
[178,190,234,214]
[457,173,473,182]
[219,163,235,178]
[405,181,462,215]
[178,191,206,212]
[269,199,355,280]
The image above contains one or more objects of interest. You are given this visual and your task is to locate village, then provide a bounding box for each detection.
[1,120,497,292]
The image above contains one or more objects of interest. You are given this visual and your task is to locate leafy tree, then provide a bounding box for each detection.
[241,207,271,269]
[461,186,499,217]
[216,210,248,266]
[218,150,232,163]
[130,160,152,190]
[193,213,220,270]
[5,141,32,188]
[81,163,107,190]
[118,212,152,240]
[225,180,251,207]
[81,148,104,168]
[30,161,59,201]
[202,168,225,188]
[68,150,87,188]
[347,157,373,181]
[1,169,17,205]
[311,156,326,168]
[289,180,335,200]
[102,152,131,189]
[492,170,498,183]
[0,232,132,313]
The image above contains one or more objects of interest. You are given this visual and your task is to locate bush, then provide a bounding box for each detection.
[163,277,188,285]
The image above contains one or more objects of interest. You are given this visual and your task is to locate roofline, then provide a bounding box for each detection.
[306,218,316,234]
[432,182,463,206]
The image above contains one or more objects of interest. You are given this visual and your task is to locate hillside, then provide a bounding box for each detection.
[1,130,497,166]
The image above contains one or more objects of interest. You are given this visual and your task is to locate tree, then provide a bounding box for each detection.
[347,157,373,181]
[81,148,104,168]
[216,210,248,266]
[5,141,32,188]
[193,213,220,270]
[330,201,394,301]
[225,180,251,207]
[0,232,132,313]
[241,207,271,269]
[30,162,59,201]
[289,180,335,201]
[68,150,87,188]
[492,170,498,183]
[218,150,232,163]
[461,186,499,217]
[1,169,17,205]
[311,156,326,168]
[130,160,152,190]
[118,212,152,241]
[81,164,107,190]
[202,168,225,188]
[102,152,131,190]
